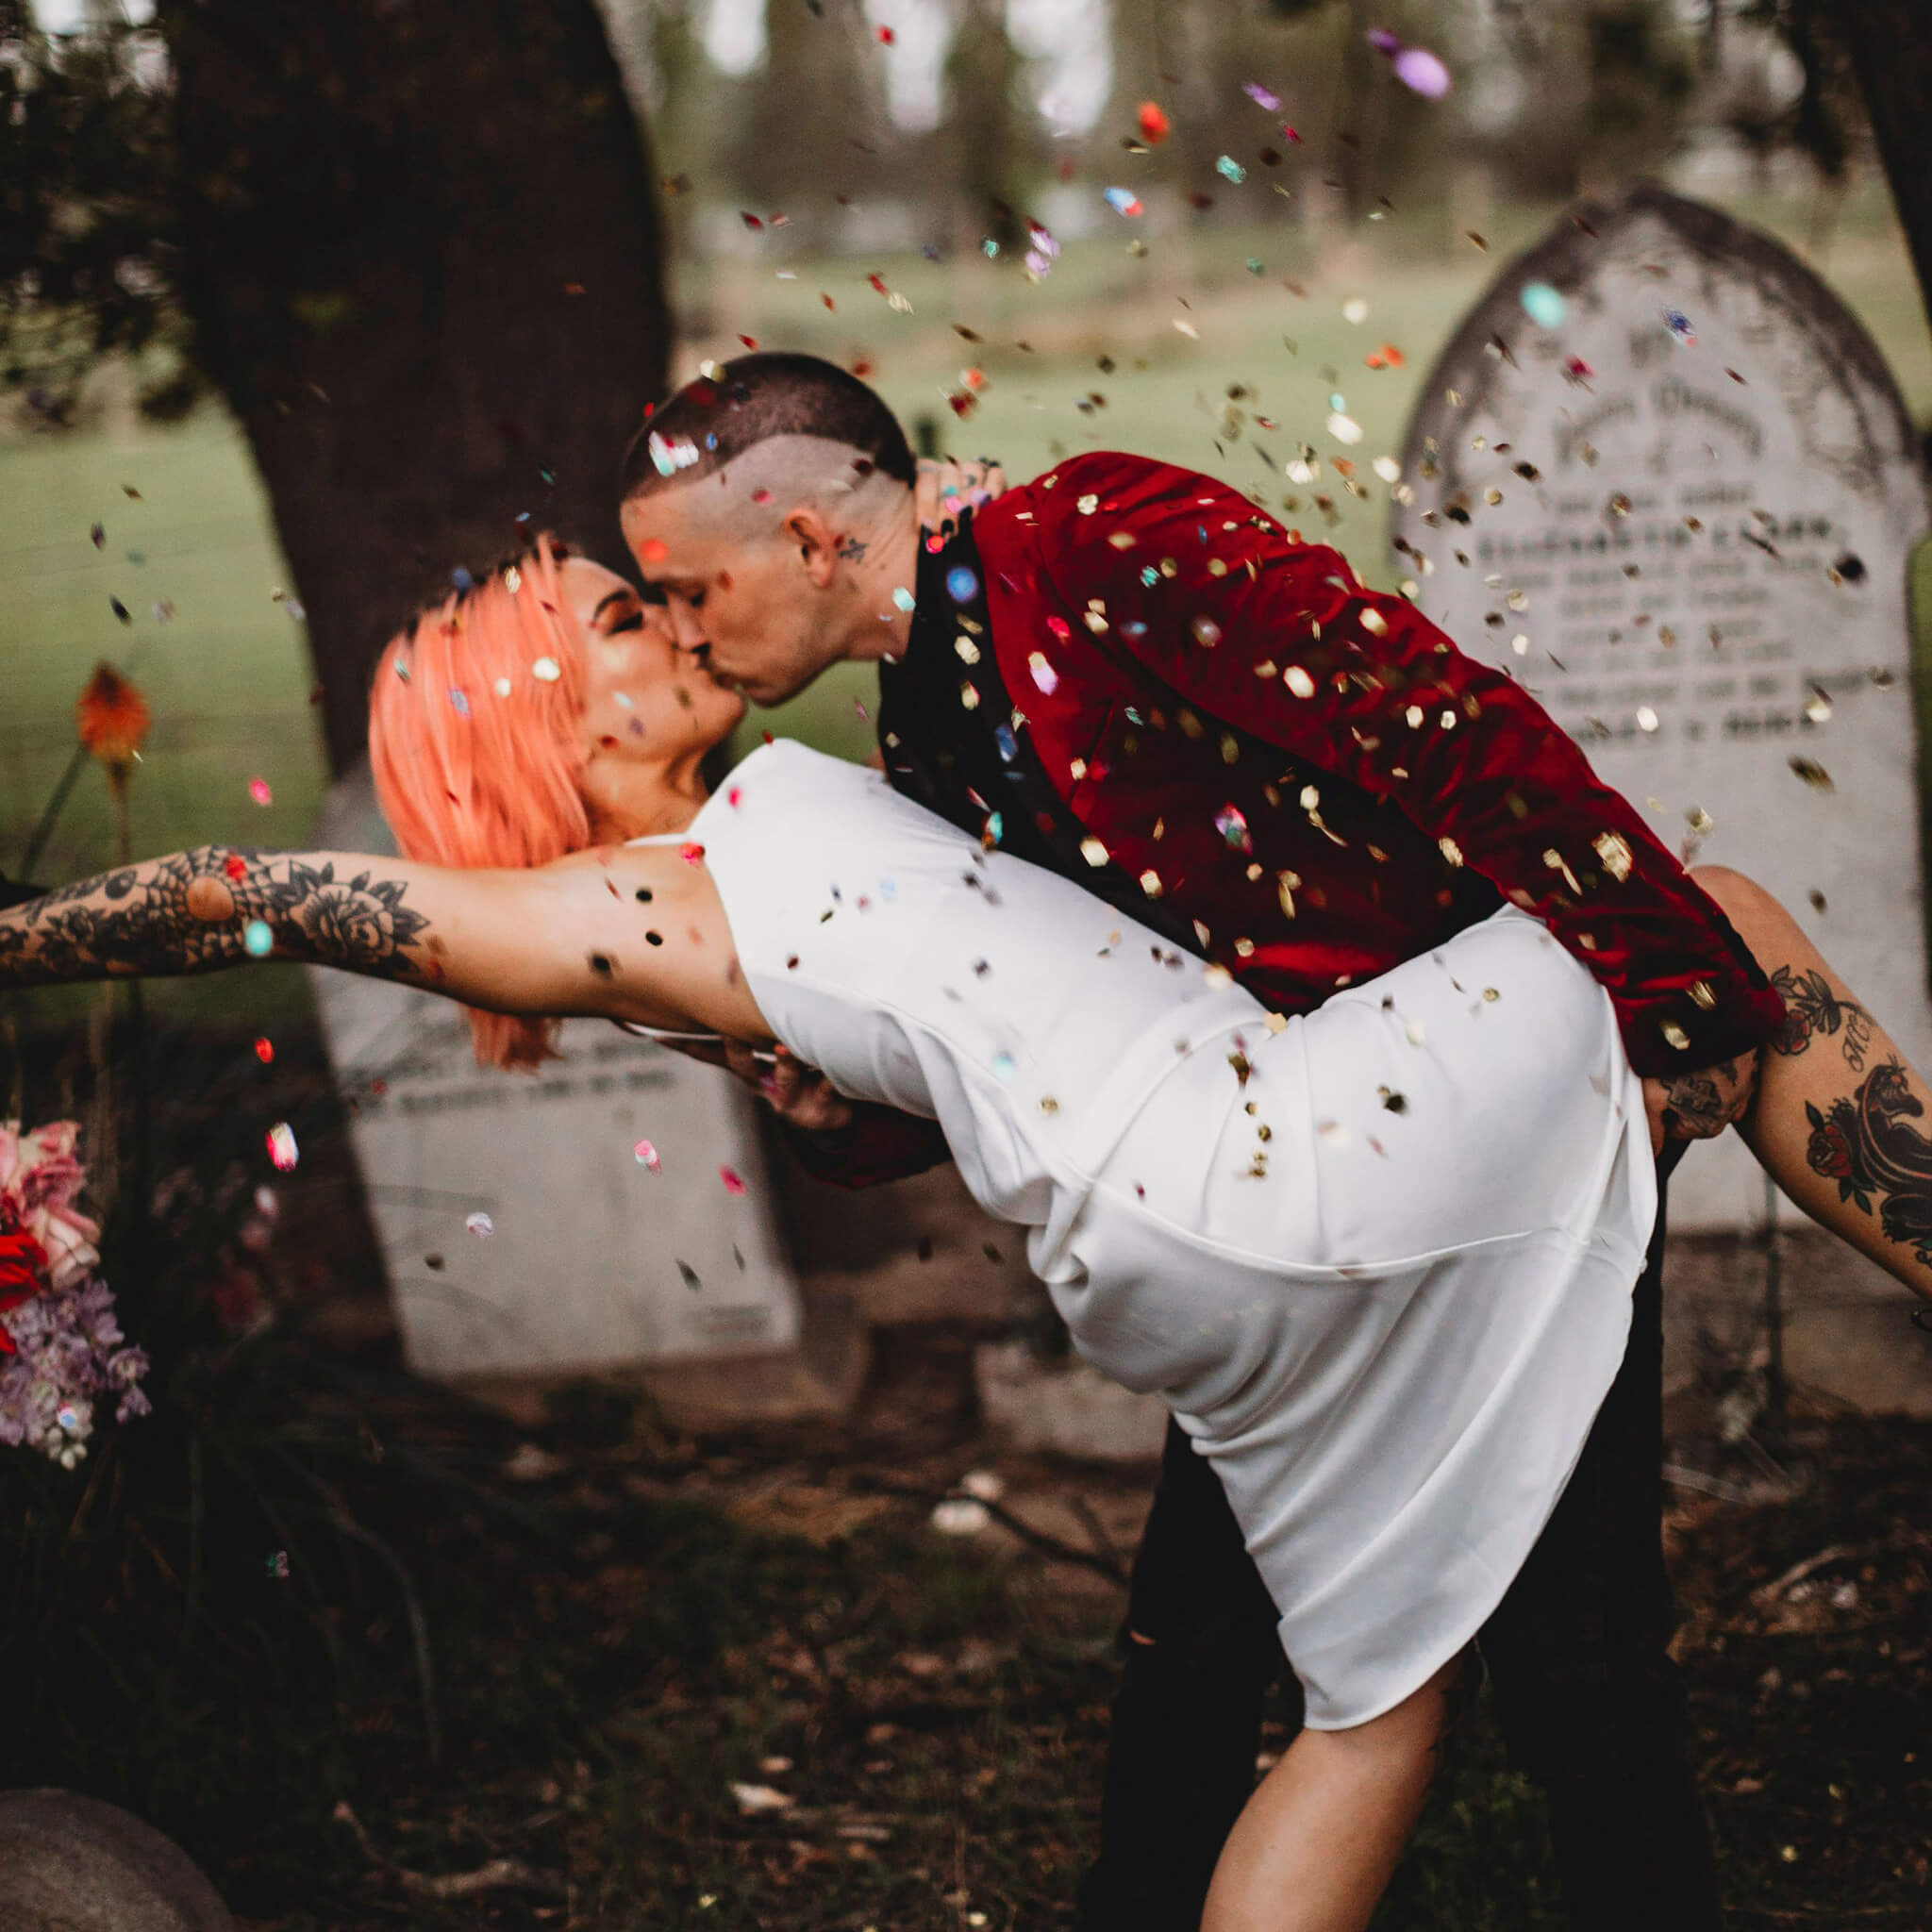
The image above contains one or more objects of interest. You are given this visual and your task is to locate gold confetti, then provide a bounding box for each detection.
[1788,757,1834,792]
[1689,980,1716,1010]
[1284,665,1316,698]
[1140,869,1163,897]
[1438,836,1465,869]
[1660,1020,1690,1052]
[1076,492,1100,513]
[1080,836,1109,867]
[1592,831,1634,881]
[1359,608,1389,637]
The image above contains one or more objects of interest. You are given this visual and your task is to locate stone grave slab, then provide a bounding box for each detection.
[1392,181,1932,1231]
[308,765,802,1384]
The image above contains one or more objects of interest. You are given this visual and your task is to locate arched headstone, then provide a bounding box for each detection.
[1393,182,1932,1231]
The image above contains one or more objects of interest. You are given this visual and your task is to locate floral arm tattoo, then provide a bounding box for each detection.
[0,847,433,989]
[1770,964,1873,1072]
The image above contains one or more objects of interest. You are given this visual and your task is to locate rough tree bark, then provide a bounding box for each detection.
[157,0,671,776]
[1834,0,1932,345]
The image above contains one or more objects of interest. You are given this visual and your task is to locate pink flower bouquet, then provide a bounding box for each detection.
[0,1121,148,1469]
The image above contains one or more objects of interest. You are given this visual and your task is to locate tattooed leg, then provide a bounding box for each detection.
[0,846,435,990]
[1688,864,1932,1305]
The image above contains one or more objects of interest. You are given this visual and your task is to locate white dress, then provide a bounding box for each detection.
[628,739,1658,1729]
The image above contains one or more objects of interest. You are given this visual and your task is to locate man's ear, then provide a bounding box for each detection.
[784,507,841,588]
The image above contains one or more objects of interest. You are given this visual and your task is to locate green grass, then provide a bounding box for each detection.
[2,171,1928,1027]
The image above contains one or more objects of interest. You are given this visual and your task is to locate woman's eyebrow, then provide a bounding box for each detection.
[592,587,636,620]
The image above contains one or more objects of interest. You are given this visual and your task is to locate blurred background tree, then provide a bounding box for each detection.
[3,0,670,778]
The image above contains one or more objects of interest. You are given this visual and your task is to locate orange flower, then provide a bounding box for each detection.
[75,663,150,770]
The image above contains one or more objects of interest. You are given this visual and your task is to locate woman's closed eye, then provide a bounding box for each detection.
[606,609,644,634]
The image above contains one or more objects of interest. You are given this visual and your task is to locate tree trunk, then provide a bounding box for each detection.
[1835,0,1932,347]
[158,0,671,776]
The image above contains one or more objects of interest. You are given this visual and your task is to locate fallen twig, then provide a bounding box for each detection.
[332,1802,562,1900]
[1750,1530,1930,1607]
[848,1474,1126,1583]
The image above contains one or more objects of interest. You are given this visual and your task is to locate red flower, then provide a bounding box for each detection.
[0,1228,51,1354]
[1808,1119,1855,1181]
[75,662,151,769]
[1774,1006,1814,1055]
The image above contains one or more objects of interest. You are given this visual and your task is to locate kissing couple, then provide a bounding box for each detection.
[8,351,1929,1931]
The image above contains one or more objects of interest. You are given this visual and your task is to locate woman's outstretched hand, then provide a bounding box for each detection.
[724,1041,855,1135]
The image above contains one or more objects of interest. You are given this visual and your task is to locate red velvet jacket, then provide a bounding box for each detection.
[790,451,1784,1188]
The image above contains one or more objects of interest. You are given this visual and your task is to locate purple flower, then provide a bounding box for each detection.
[0,1272,150,1466]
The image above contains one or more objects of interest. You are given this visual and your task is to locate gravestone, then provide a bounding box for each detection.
[308,765,802,1386]
[1393,181,1932,1233]
[0,1790,233,1932]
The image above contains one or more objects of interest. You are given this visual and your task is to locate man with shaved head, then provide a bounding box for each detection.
[620,351,1782,1932]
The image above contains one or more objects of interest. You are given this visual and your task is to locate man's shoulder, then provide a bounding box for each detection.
[1020,449,1229,511]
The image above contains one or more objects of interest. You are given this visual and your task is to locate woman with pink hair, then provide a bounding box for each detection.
[4,541,1928,1932]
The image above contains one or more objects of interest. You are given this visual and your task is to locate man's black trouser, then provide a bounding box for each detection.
[1075,1146,1722,1932]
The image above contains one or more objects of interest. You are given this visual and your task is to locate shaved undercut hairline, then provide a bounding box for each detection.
[628,433,912,544]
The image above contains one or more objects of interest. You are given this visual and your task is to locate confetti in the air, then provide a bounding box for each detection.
[1520,281,1566,329]
[247,776,273,807]
[635,1139,661,1172]
[719,1166,746,1195]
[1368,29,1452,97]
[242,920,274,958]
[1663,308,1696,345]
[466,1212,495,1237]
[1136,101,1171,145]
[266,1123,299,1172]
[1104,187,1143,217]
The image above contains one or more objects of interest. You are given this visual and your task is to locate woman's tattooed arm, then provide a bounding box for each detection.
[0,846,434,989]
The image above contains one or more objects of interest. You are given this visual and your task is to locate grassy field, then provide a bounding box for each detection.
[2,169,1929,1030]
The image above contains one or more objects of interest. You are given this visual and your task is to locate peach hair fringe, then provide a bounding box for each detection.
[368,535,589,1071]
